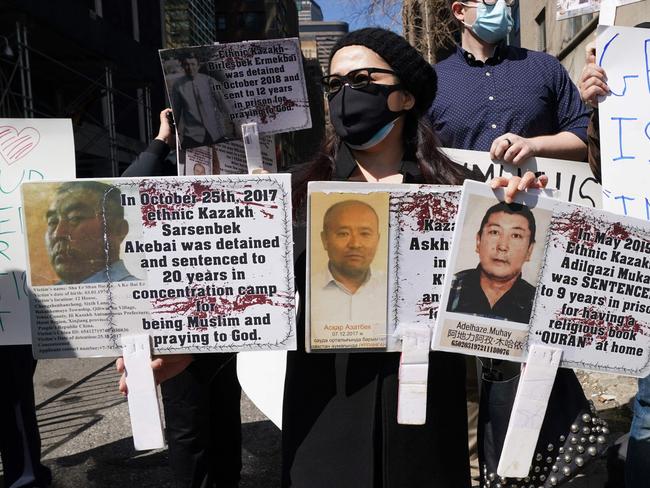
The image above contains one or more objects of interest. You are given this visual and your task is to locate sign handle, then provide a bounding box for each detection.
[397,325,431,425]
[497,345,562,477]
[241,122,264,174]
[122,334,165,451]
[599,0,617,25]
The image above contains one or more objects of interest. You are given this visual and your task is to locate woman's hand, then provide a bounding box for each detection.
[489,171,549,203]
[116,353,194,396]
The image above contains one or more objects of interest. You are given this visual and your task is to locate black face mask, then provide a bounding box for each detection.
[328,83,405,147]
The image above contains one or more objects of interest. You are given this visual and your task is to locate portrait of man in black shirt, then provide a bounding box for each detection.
[447,201,536,324]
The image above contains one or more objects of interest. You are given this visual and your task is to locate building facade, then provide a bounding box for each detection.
[298,20,348,74]
[164,0,215,48]
[0,0,166,177]
[296,0,323,22]
[519,0,650,82]
[215,0,299,42]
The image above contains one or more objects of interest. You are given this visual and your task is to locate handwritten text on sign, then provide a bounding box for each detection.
[598,25,650,219]
[0,119,75,345]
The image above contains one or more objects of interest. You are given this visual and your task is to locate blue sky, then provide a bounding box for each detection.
[315,0,403,32]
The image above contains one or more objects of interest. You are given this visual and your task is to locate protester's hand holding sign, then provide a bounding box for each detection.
[155,108,175,147]
[579,41,610,108]
[489,170,549,203]
[116,354,194,395]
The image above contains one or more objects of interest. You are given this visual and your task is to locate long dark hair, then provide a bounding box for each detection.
[292,111,475,210]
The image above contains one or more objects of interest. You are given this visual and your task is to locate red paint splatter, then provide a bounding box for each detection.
[394,191,460,232]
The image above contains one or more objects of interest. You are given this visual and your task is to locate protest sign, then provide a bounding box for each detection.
[0,118,75,345]
[442,147,602,208]
[21,175,295,358]
[434,180,650,377]
[306,182,460,352]
[178,135,277,176]
[160,38,311,149]
[597,25,650,220]
[556,0,642,20]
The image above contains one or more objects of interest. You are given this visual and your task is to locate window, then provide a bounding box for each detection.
[239,12,265,31]
[217,14,227,31]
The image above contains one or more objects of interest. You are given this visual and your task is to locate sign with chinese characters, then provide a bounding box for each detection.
[434,180,650,377]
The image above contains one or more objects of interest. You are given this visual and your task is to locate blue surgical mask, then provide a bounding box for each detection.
[464,0,513,44]
[345,119,398,150]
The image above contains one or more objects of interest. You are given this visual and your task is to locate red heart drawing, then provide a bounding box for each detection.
[0,126,40,165]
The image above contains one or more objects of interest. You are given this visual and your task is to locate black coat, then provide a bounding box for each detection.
[281,146,482,488]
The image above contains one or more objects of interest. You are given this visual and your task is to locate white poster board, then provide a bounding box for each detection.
[21,174,295,358]
[306,181,460,352]
[0,119,75,345]
[434,180,650,377]
[442,148,602,208]
[597,25,650,220]
[556,0,642,20]
[179,135,277,176]
[160,38,311,149]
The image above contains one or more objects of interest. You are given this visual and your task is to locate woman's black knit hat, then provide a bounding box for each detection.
[328,27,437,115]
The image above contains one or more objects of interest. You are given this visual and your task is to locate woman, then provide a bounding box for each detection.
[282,27,544,488]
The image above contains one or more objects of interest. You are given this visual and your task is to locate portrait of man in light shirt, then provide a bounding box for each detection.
[310,198,388,350]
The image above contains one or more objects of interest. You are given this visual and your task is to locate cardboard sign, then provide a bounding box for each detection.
[306,182,461,352]
[0,119,75,345]
[160,38,311,149]
[21,175,295,358]
[442,148,602,208]
[434,180,650,377]
[556,0,642,20]
[597,25,650,220]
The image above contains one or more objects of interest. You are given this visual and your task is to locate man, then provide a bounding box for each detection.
[448,201,535,324]
[45,181,137,284]
[171,55,235,148]
[311,200,386,336]
[430,0,589,165]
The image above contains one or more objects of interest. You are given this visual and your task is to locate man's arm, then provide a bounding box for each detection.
[490,131,587,165]
[122,109,175,177]
[491,55,589,164]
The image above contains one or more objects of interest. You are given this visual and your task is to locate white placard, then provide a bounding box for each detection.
[597,25,650,220]
[0,118,75,345]
[434,180,650,377]
[306,181,460,352]
[179,134,277,176]
[160,38,311,149]
[556,0,642,20]
[21,175,296,358]
[442,148,602,208]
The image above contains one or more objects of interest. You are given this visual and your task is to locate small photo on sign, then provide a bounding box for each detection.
[446,194,552,325]
[309,192,390,350]
[160,47,236,149]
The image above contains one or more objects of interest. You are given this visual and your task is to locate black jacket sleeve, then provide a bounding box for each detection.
[121,139,176,177]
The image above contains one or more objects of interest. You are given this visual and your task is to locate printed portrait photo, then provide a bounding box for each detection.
[446,194,551,324]
[160,47,236,150]
[23,181,143,286]
[309,191,390,349]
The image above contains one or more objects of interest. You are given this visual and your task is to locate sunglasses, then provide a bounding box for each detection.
[321,68,399,96]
